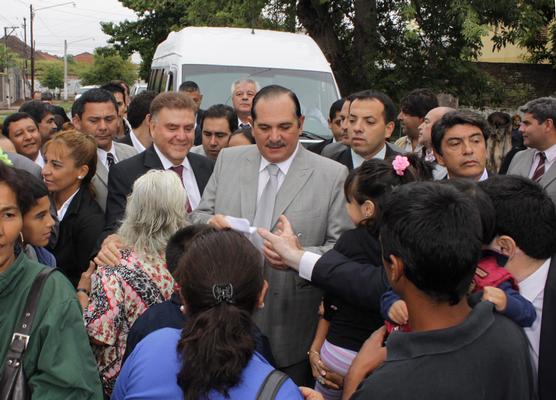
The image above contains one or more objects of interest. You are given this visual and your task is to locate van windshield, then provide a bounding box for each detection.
[182,64,339,140]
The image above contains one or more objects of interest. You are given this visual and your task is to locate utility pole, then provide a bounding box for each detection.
[30,4,34,95]
[63,39,67,100]
[23,18,27,99]
[3,26,18,108]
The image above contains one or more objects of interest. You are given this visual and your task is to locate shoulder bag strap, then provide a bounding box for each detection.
[0,268,56,398]
[256,369,289,400]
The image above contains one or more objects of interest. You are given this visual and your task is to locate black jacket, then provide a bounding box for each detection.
[101,146,214,242]
[48,187,105,287]
[331,143,400,171]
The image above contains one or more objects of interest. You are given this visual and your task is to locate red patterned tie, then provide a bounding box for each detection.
[169,165,192,213]
[531,152,546,183]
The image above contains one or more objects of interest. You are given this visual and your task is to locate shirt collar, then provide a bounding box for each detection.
[153,143,192,171]
[386,301,495,361]
[97,143,116,166]
[447,168,488,182]
[259,143,300,176]
[57,188,80,220]
[536,143,556,163]
[130,129,146,153]
[34,152,44,167]
[519,257,551,303]
[351,143,387,169]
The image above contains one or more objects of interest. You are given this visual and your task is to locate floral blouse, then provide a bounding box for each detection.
[84,248,176,395]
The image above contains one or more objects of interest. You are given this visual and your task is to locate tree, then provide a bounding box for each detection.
[41,63,64,89]
[0,45,21,71]
[79,48,137,85]
[102,0,554,106]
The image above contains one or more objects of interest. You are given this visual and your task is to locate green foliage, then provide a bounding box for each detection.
[79,48,137,85]
[0,45,22,70]
[41,63,64,89]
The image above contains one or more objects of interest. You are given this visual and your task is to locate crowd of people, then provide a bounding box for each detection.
[0,77,555,400]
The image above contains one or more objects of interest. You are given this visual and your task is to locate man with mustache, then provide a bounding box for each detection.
[431,110,490,181]
[192,85,352,386]
[2,112,44,167]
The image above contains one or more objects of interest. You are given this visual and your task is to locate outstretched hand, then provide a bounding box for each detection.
[93,234,123,267]
[258,215,304,270]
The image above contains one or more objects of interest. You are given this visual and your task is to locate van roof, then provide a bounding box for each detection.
[152,27,333,73]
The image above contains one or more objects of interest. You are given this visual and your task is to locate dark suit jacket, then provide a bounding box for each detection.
[194,110,205,146]
[307,138,333,155]
[539,255,556,400]
[48,187,105,287]
[115,132,133,147]
[102,145,214,240]
[331,143,400,171]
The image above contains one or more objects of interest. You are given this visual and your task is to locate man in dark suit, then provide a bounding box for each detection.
[432,110,490,181]
[116,90,156,153]
[507,97,556,205]
[179,81,205,145]
[479,175,556,400]
[307,98,347,155]
[101,92,214,240]
[330,90,401,170]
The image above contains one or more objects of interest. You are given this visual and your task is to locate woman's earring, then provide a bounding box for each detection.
[180,305,186,314]
[77,176,83,180]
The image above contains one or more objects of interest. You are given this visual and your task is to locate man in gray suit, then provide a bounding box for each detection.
[193,85,352,385]
[508,97,556,205]
[73,88,137,211]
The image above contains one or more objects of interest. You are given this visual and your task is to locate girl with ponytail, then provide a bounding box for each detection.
[112,228,303,400]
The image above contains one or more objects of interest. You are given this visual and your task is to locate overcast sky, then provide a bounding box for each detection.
[2,0,138,58]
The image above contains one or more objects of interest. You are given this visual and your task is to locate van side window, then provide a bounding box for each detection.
[167,71,174,92]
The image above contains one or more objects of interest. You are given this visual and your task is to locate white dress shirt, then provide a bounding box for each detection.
[153,144,201,209]
[351,143,387,169]
[129,129,146,153]
[57,189,79,220]
[520,257,551,381]
[257,144,300,201]
[529,143,556,179]
[237,118,252,128]
[97,143,119,169]
[34,152,44,168]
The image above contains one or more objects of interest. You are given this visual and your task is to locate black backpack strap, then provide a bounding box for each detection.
[256,369,289,400]
[0,268,55,395]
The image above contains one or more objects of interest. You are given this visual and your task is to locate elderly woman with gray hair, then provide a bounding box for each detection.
[79,170,188,396]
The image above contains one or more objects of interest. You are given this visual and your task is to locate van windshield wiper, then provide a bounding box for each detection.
[300,130,328,141]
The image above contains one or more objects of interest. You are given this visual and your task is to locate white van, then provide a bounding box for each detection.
[148,27,340,141]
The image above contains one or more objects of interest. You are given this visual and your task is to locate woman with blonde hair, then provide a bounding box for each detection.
[80,169,188,396]
[42,129,104,286]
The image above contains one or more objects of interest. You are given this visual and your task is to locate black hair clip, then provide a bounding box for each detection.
[212,283,234,304]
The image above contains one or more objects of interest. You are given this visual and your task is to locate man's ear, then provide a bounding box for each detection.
[494,235,517,258]
[433,149,445,167]
[72,115,81,130]
[384,253,405,284]
[384,121,395,139]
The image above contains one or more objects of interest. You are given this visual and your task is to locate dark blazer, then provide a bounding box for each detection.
[48,187,105,287]
[331,143,400,171]
[194,110,205,146]
[115,132,133,147]
[307,138,333,155]
[102,145,214,239]
[539,255,556,400]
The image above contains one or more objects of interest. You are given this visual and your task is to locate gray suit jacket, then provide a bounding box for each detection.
[193,145,352,367]
[507,148,556,205]
[92,142,137,212]
[6,151,42,178]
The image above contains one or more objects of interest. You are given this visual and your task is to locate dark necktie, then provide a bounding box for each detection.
[106,152,115,168]
[531,152,546,183]
[169,165,192,213]
[239,123,250,129]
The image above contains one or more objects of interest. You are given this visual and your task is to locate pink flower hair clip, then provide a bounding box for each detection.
[392,155,410,176]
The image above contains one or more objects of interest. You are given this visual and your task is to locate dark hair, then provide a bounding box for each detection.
[100,82,126,99]
[73,88,119,118]
[201,104,238,133]
[13,169,49,215]
[399,88,439,118]
[344,154,433,235]
[348,90,397,124]
[110,80,130,97]
[179,81,200,92]
[2,112,38,137]
[176,229,264,399]
[0,162,32,214]
[441,179,495,244]
[520,97,556,124]
[329,98,346,120]
[165,224,211,275]
[127,90,156,129]
[431,110,490,155]
[18,100,52,124]
[478,175,556,259]
[230,126,255,144]
[251,85,301,121]
[380,182,482,305]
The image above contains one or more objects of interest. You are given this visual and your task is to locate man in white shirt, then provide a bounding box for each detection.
[431,110,490,181]
[507,97,556,205]
[394,88,438,154]
[479,175,556,400]
[231,78,260,128]
[73,88,137,211]
[121,90,156,153]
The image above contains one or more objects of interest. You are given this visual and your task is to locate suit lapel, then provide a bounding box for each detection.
[539,161,556,188]
[241,149,260,222]
[96,159,108,186]
[144,145,164,170]
[517,149,535,176]
[272,148,313,229]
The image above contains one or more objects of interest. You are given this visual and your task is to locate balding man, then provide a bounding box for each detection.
[418,106,455,180]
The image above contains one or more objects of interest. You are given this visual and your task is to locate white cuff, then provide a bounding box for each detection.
[299,251,321,281]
